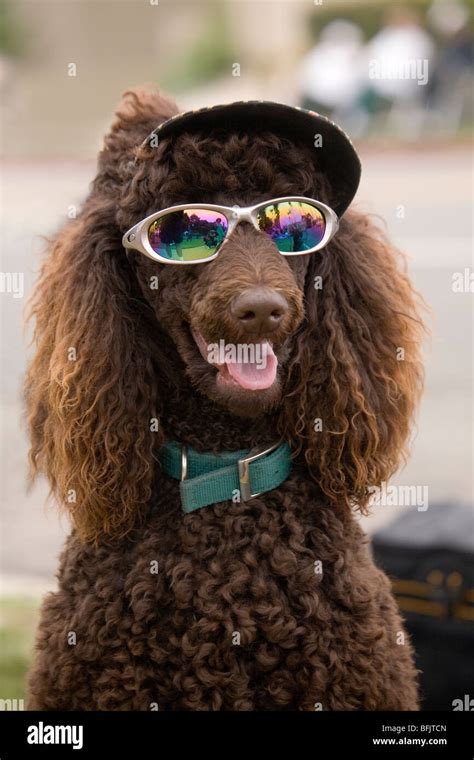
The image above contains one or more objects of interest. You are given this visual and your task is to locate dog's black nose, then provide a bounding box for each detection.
[230,288,288,334]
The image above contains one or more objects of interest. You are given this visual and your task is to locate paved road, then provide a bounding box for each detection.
[1,148,472,585]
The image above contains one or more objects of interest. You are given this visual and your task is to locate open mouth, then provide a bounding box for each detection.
[191,327,278,391]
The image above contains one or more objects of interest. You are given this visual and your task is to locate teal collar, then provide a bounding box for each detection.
[159,440,292,514]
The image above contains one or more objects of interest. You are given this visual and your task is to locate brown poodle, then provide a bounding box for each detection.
[25,86,423,710]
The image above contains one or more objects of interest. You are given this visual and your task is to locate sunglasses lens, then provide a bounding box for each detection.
[148,209,228,262]
[257,201,326,253]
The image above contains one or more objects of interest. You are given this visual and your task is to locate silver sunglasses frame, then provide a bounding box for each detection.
[122,196,339,265]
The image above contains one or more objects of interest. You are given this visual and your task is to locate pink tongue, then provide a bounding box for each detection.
[226,342,278,390]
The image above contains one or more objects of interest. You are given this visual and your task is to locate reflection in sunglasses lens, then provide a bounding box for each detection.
[257,201,326,253]
[148,209,228,261]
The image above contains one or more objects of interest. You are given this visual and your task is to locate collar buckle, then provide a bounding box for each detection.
[237,441,281,501]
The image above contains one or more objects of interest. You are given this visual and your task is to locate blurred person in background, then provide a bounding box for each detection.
[297,20,368,135]
[426,0,473,134]
[297,8,438,138]
[361,5,436,137]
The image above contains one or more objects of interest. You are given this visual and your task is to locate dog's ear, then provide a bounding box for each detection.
[25,86,179,542]
[278,212,425,513]
[25,194,165,543]
[94,84,179,196]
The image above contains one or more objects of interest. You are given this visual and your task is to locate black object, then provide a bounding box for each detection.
[372,502,474,711]
[140,100,362,217]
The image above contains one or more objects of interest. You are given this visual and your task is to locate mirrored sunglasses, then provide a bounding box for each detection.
[122,196,339,265]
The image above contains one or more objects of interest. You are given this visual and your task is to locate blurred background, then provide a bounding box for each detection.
[0,0,473,709]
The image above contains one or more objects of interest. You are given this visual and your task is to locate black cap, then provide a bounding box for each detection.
[141,100,361,217]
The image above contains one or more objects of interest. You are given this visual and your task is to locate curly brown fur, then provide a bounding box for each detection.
[26,87,423,710]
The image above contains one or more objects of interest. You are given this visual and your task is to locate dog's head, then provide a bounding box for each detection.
[26,87,424,541]
[119,128,328,418]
